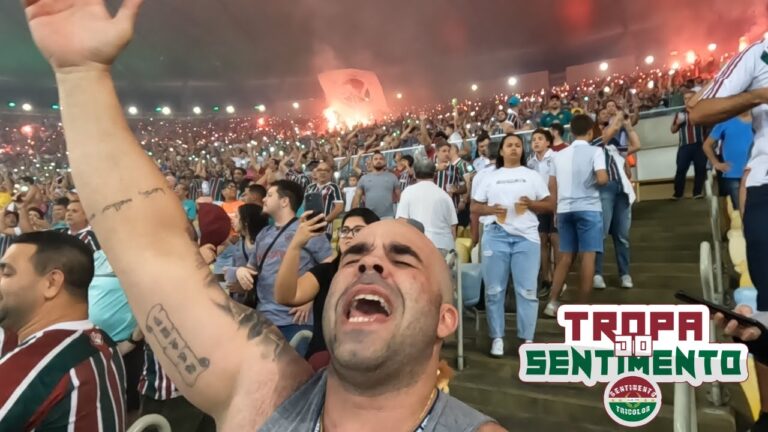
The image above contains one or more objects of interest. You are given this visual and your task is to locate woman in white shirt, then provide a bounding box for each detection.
[475,134,556,357]
[527,129,559,298]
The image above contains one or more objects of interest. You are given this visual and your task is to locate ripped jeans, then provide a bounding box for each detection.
[481,224,541,342]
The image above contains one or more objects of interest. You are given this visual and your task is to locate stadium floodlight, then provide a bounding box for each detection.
[225,105,235,114]
[599,62,609,71]
[193,106,202,115]
[507,77,518,86]
[127,106,139,115]
[21,103,32,112]
[644,55,654,65]
[471,84,478,92]
[292,102,300,109]
[161,106,172,116]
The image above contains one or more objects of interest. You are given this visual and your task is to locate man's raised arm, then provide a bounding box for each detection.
[23,0,311,428]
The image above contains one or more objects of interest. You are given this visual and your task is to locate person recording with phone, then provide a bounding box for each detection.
[304,162,344,240]
[274,208,380,367]
[234,181,332,356]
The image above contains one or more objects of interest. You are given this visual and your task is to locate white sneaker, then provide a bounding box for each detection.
[490,338,504,357]
[543,301,559,317]
[593,275,607,289]
[621,275,634,289]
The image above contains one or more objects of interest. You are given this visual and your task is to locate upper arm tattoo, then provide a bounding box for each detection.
[213,297,287,361]
[145,304,211,387]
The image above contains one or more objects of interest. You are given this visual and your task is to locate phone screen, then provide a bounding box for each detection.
[675,290,768,332]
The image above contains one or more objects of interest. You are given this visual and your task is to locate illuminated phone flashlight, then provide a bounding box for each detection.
[334,172,340,180]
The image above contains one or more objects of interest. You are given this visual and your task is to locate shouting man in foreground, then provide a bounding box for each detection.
[21,0,503,430]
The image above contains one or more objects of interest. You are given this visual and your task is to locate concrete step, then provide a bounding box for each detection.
[449,369,735,432]
[585,262,698,275]
[599,249,700,263]
[561,274,700,293]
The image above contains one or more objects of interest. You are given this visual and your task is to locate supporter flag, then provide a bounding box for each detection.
[317,69,390,126]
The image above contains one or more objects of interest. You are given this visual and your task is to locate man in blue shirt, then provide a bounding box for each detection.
[703,111,754,210]
[235,180,331,356]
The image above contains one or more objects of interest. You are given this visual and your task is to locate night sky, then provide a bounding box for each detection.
[0,0,764,108]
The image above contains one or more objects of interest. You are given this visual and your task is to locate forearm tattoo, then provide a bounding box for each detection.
[98,185,170,216]
[145,304,211,386]
[102,198,133,214]
[139,187,166,198]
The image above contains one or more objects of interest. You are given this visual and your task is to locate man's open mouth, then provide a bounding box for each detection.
[343,290,393,324]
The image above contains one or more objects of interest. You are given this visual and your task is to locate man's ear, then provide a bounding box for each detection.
[437,304,459,339]
[42,269,66,300]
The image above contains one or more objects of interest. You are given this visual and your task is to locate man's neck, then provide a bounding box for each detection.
[17,304,89,342]
[69,223,88,233]
[273,210,296,227]
[324,362,438,432]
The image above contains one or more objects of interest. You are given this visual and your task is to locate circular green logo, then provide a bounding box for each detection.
[604,373,662,427]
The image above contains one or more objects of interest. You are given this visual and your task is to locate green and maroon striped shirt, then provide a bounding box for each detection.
[0,321,126,431]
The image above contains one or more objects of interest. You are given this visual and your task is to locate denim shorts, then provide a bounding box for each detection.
[557,211,604,253]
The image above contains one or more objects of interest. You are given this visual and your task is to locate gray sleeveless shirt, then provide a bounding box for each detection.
[259,370,495,431]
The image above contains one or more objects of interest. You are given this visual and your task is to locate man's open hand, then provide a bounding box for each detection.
[24,0,143,73]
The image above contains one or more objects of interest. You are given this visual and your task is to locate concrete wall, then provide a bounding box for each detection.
[566,56,638,83]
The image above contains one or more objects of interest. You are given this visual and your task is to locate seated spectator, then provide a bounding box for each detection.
[0,231,124,430]
[396,159,457,256]
[225,203,269,302]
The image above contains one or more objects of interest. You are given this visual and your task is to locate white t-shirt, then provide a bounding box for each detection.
[475,167,550,244]
[473,156,490,173]
[343,186,357,212]
[396,181,458,250]
[700,39,768,187]
[471,165,497,226]
[551,140,606,213]
[527,149,555,183]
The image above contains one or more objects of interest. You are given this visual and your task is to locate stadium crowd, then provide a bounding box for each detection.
[3,0,768,431]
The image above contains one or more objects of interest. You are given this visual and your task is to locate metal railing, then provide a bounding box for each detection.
[128,414,172,432]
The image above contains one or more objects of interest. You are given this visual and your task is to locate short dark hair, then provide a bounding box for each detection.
[20,176,34,184]
[28,207,45,219]
[233,167,247,176]
[222,180,236,190]
[496,134,526,169]
[348,174,359,180]
[532,128,554,145]
[550,123,565,137]
[271,180,304,212]
[570,114,595,137]
[487,139,501,160]
[550,94,561,101]
[10,231,94,301]
[401,155,414,167]
[53,197,71,208]
[342,208,380,226]
[371,150,383,157]
[248,184,267,199]
[476,131,491,144]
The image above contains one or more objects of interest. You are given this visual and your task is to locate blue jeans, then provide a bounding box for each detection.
[673,143,707,198]
[596,181,632,277]
[744,184,768,311]
[481,224,541,341]
[719,177,742,210]
[278,324,313,357]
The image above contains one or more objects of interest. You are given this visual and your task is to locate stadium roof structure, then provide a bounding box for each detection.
[0,0,757,107]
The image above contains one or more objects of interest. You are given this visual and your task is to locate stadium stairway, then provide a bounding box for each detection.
[442,199,751,431]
